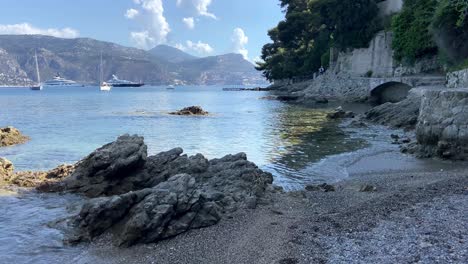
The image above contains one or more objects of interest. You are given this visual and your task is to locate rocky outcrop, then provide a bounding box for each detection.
[416,89,468,159]
[0,127,29,147]
[365,96,420,130]
[169,106,209,116]
[43,134,273,246]
[1,164,74,188]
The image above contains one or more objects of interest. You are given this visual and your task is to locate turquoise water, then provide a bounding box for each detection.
[0,86,365,187]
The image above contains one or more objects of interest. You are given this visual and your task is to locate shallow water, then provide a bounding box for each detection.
[0,86,366,187]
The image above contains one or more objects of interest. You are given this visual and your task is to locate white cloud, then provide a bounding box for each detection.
[231,27,249,60]
[182,17,195,29]
[130,31,156,50]
[129,0,170,49]
[176,40,213,55]
[125,8,139,19]
[175,43,187,51]
[0,23,79,38]
[177,0,217,19]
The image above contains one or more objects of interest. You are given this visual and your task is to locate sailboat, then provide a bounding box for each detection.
[30,50,43,91]
[99,53,111,91]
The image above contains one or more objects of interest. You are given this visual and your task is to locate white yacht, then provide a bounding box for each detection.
[106,75,144,87]
[99,53,111,91]
[42,74,83,87]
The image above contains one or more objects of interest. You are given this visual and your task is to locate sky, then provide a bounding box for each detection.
[0,0,285,61]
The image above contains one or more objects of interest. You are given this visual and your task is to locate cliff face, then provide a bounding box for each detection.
[0,35,266,86]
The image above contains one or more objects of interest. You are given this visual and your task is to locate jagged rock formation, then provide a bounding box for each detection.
[37,134,273,246]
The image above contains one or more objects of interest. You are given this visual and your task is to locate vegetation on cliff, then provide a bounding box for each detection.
[256,0,381,81]
[392,0,468,66]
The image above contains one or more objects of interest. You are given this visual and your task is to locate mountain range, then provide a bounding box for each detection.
[0,35,267,86]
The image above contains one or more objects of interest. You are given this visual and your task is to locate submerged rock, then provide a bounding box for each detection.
[0,126,29,147]
[169,106,209,116]
[326,107,355,119]
[43,134,273,246]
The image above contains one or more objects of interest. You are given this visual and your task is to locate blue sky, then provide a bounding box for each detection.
[0,0,284,61]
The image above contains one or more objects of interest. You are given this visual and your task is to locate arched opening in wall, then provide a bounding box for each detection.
[370,81,412,105]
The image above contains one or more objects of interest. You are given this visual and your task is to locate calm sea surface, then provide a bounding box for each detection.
[0,85,367,187]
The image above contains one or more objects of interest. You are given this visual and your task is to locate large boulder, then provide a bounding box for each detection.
[43,135,274,246]
[416,89,468,159]
[72,174,221,247]
[0,126,29,147]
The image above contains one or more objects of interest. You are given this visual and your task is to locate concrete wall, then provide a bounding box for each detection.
[377,0,403,16]
[447,69,468,88]
[331,31,395,78]
[417,89,468,159]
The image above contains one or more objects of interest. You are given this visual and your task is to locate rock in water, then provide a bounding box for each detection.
[2,164,75,188]
[0,126,29,147]
[0,158,14,180]
[169,106,209,116]
[326,107,355,119]
[48,134,273,246]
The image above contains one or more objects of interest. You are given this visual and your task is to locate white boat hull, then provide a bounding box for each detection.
[100,85,111,91]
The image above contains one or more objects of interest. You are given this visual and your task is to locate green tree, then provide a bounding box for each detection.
[391,0,438,62]
[257,0,381,81]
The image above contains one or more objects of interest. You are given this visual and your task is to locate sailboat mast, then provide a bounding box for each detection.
[34,50,41,84]
[100,53,103,84]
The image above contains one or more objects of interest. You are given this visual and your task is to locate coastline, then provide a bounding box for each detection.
[72,153,468,264]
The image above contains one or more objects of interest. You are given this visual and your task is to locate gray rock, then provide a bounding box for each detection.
[60,134,147,197]
[327,107,355,119]
[416,90,468,160]
[59,135,273,246]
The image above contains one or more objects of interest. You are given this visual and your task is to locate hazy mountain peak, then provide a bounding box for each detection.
[149,44,198,63]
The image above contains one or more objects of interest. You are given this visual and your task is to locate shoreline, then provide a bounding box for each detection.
[74,162,467,264]
[1,100,467,263]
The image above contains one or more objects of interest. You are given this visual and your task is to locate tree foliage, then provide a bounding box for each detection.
[256,0,381,81]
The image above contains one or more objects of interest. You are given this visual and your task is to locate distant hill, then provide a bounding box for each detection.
[0,35,267,86]
[149,45,197,63]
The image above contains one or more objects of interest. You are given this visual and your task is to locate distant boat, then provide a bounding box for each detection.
[166,85,175,90]
[106,75,144,87]
[99,53,111,91]
[42,73,82,87]
[30,50,43,91]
